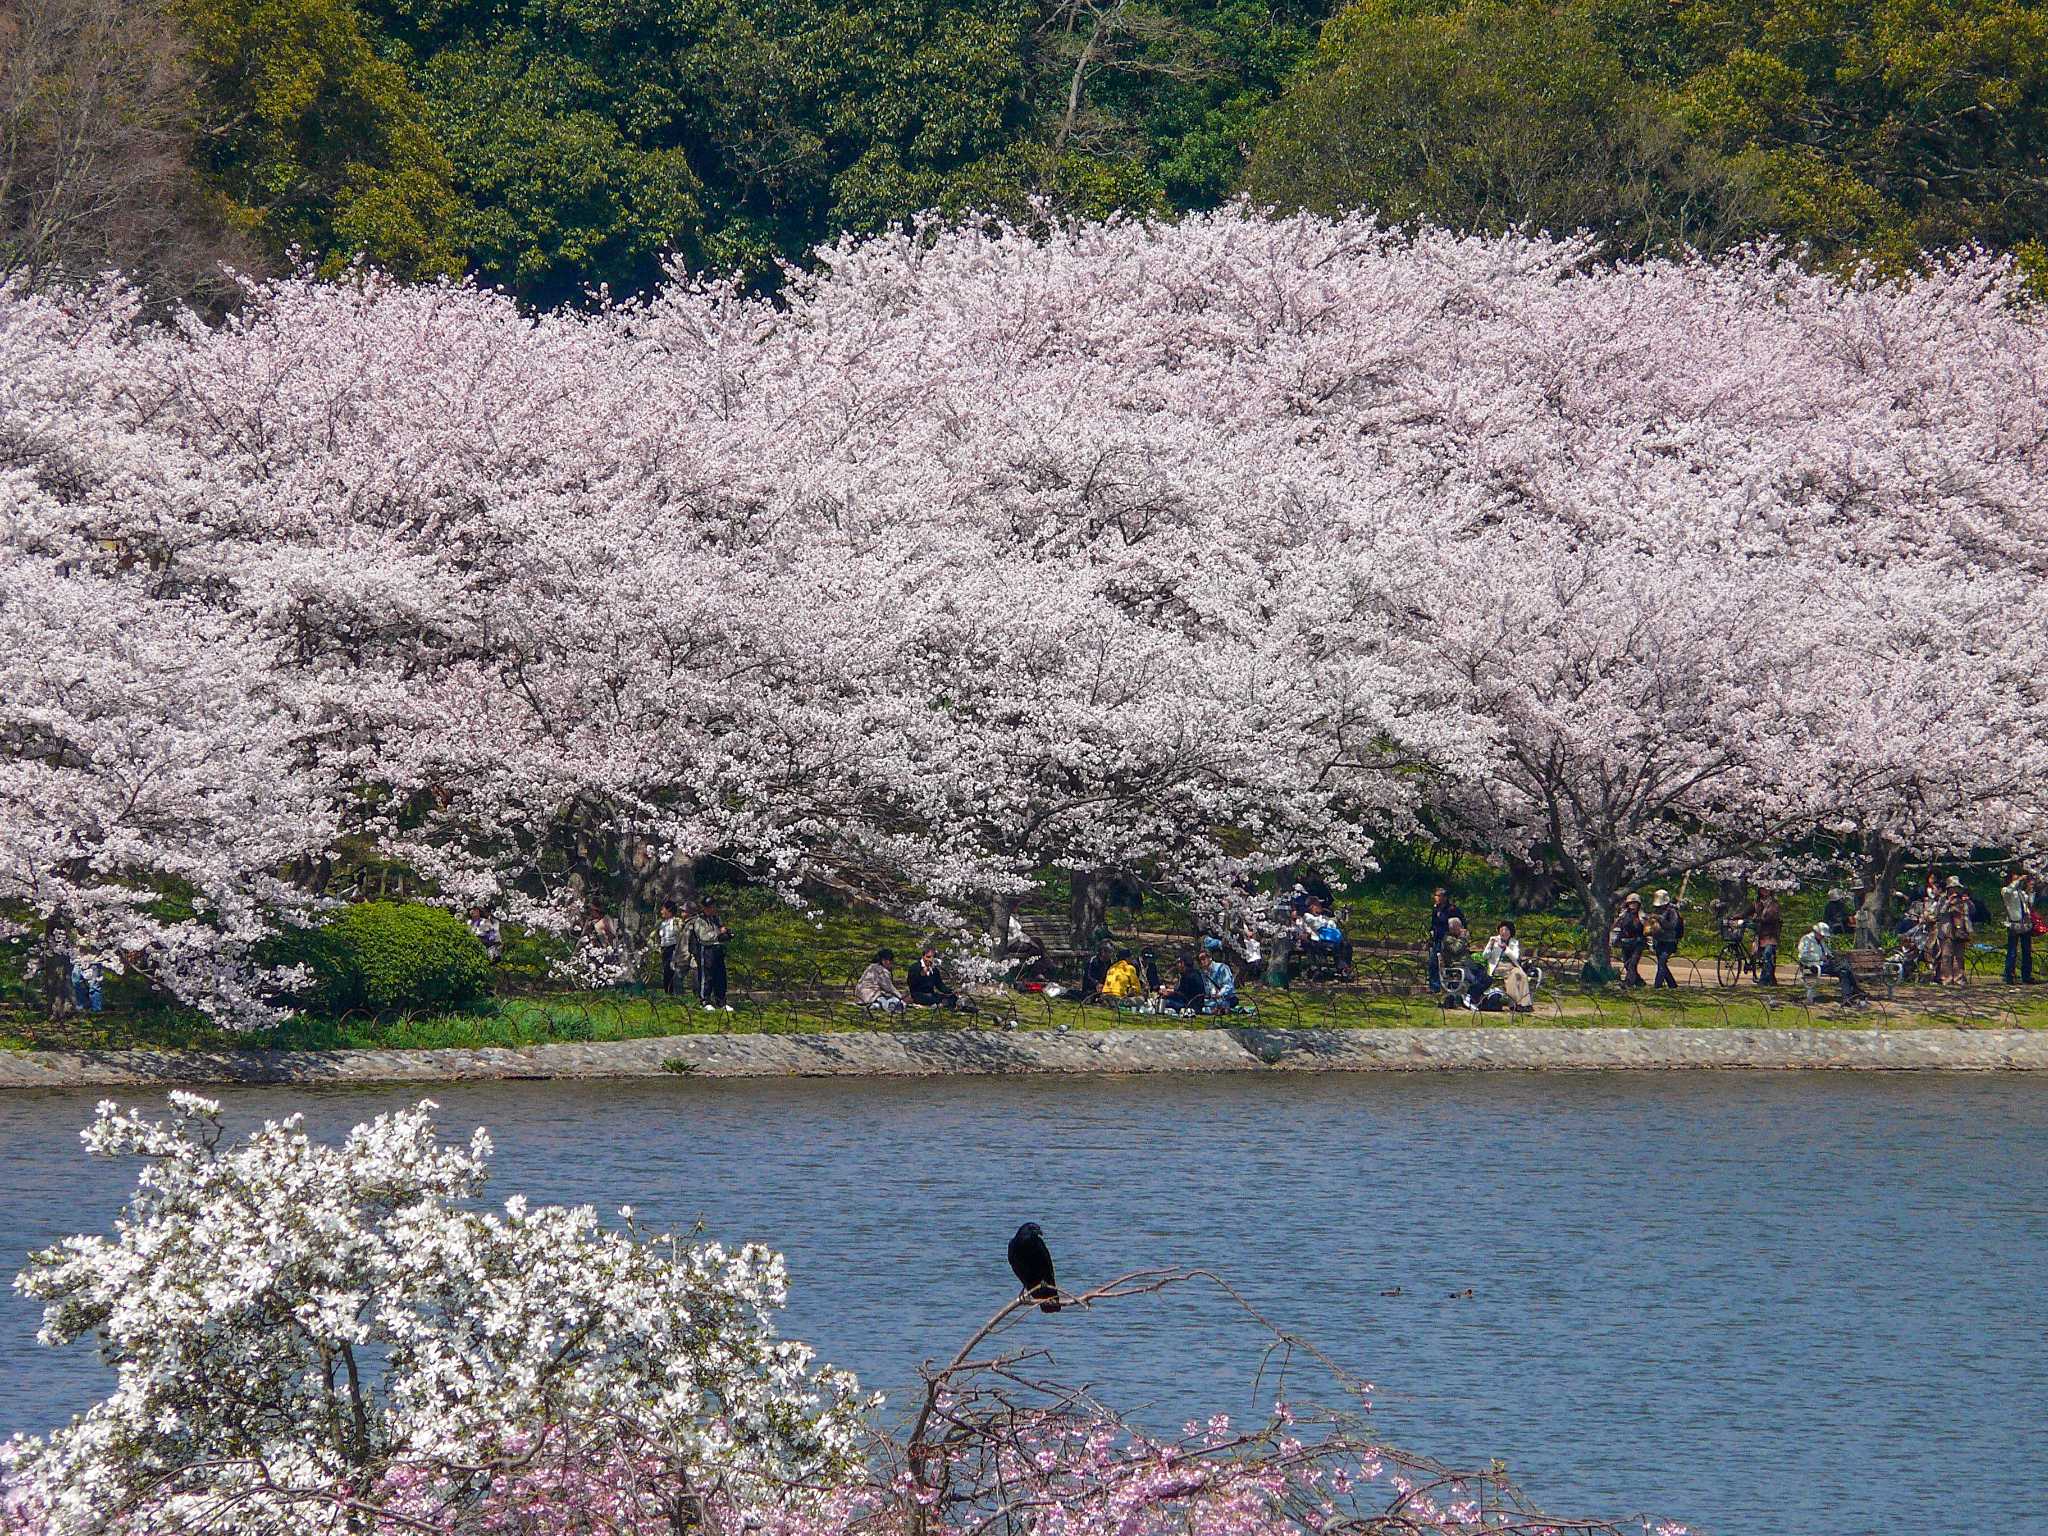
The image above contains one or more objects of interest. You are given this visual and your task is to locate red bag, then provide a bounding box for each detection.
[2031,911,2046,938]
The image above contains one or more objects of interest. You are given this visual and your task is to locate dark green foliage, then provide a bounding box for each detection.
[1243,0,2048,284]
[270,901,491,1015]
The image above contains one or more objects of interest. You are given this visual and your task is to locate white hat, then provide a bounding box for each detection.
[1652,889,1672,907]
[1813,921,1831,937]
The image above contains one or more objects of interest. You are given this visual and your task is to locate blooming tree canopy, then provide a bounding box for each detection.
[3,210,2043,1011]
[4,1094,870,1536]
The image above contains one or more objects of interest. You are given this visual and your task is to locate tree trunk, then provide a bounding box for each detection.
[1504,849,1560,913]
[989,895,1017,958]
[1067,868,1111,953]
[38,916,76,1017]
[1853,836,1908,952]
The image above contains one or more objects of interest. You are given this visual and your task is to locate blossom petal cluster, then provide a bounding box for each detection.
[4,211,2043,1005]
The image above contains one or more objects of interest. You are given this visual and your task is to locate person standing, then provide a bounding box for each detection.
[690,900,732,1011]
[657,901,683,996]
[1611,893,1648,987]
[1426,888,1464,993]
[467,907,503,963]
[2001,868,2034,985]
[1650,890,1683,989]
[1751,890,1782,986]
[1933,877,1971,986]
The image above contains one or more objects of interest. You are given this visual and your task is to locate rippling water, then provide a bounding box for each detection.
[3,1072,2045,1535]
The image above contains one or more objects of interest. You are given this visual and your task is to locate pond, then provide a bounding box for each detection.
[3,1072,2044,1536]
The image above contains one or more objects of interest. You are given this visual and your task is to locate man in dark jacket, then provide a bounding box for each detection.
[1426,888,1465,993]
[1751,891,1782,986]
[1611,893,1648,986]
[1651,890,1683,989]
[908,947,965,1009]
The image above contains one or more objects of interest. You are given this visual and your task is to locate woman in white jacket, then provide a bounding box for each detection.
[1483,921,1533,1012]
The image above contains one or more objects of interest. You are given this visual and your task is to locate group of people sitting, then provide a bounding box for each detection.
[1434,915,1537,1012]
[856,947,976,1013]
[1088,941,1242,1014]
[1426,890,1536,1009]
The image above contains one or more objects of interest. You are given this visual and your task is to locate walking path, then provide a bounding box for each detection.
[2,1025,2044,1088]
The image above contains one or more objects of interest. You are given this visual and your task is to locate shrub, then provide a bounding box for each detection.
[270,901,491,1016]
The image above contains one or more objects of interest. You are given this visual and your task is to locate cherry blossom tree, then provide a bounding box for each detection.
[4,212,2044,1011]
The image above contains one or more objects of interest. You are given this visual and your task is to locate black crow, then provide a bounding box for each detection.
[1007,1222,1060,1312]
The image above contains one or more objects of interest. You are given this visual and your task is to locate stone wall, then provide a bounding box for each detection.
[2,1025,2044,1088]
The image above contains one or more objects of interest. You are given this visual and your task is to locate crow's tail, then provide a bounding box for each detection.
[1036,1286,1060,1313]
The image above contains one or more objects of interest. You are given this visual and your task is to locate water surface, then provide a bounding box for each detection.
[3,1072,2043,1536]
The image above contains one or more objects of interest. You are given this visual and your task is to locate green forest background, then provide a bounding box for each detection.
[5,0,2047,309]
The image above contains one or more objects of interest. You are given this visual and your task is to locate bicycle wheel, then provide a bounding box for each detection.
[1715,946,1741,988]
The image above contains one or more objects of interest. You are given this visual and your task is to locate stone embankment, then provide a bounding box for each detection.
[1,1026,2044,1088]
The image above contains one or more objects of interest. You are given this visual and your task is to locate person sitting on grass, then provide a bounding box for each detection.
[1160,950,1206,1014]
[855,948,907,1014]
[1484,920,1534,1012]
[1203,948,1239,1013]
[1797,922,1863,1005]
[907,947,967,1009]
[1101,948,1143,1003]
[1081,940,1115,1000]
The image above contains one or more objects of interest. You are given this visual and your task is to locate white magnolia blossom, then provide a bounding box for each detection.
[4,1095,871,1536]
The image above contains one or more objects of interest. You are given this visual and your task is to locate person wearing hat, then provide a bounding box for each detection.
[1610,892,1648,987]
[1934,876,1973,985]
[1798,921,1863,1004]
[1650,889,1684,989]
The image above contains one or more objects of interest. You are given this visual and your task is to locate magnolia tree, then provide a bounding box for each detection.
[2,1095,871,1536]
[2,1099,1682,1536]
[4,213,2045,1014]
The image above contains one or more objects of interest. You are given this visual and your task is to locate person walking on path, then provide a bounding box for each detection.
[690,900,732,1011]
[2002,869,2035,985]
[657,901,684,996]
[1933,877,1972,986]
[1611,893,1648,987]
[1751,891,1782,986]
[1426,888,1464,993]
[1650,889,1683,989]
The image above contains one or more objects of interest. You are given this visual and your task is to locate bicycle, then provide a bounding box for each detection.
[1714,921,1758,988]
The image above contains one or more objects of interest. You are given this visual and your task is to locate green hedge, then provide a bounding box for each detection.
[268,902,491,1016]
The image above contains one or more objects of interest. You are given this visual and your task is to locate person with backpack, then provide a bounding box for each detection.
[1650,890,1684,989]
[1610,893,1648,987]
[2003,869,2036,985]
[689,900,732,1011]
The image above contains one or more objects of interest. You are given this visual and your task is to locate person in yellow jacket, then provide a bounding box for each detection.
[1101,948,1143,1001]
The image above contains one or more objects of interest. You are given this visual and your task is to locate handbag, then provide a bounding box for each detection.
[2030,911,2045,938]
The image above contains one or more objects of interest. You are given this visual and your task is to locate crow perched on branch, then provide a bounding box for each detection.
[1007,1222,1060,1312]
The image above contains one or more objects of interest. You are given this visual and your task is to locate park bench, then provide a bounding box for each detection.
[1803,947,1891,1004]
